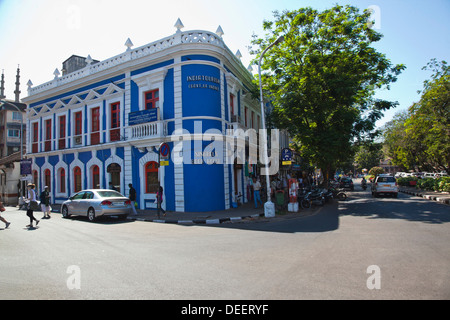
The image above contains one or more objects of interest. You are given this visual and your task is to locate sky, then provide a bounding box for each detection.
[0,0,449,129]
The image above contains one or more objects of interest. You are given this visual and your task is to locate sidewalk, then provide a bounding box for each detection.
[399,186,450,205]
[50,202,267,224]
[128,201,266,224]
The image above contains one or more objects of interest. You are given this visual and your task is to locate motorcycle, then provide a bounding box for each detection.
[361,180,367,191]
[328,186,347,201]
[300,188,325,209]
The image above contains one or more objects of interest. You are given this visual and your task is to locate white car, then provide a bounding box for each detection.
[372,174,399,198]
[61,189,132,221]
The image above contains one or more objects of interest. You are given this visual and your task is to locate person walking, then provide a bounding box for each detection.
[253,177,263,209]
[0,197,11,229]
[40,186,52,219]
[128,183,137,215]
[26,183,39,228]
[156,186,166,217]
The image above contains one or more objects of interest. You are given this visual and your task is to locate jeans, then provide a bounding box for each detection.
[254,190,262,208]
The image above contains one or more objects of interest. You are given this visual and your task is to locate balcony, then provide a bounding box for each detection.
[127,121,166,141]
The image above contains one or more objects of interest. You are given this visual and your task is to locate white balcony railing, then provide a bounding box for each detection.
[127,121,167,141]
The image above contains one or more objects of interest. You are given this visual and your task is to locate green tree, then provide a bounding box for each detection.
[383,60,449,173]
[354,142,383,172]
[250,5,405,182]
[368,166,384,177]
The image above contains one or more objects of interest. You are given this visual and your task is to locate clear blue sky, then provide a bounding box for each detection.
[1,0,448,128]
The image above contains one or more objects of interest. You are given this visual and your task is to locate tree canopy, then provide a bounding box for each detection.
[383,59,449,173]
[250,5,405,180]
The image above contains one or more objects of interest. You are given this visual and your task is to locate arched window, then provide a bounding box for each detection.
[32,170,39,190]
[145,161,158,194]
[74,166,82,193]
[92,165,100,189]
[59,168,66,193]
[44,169,51,191]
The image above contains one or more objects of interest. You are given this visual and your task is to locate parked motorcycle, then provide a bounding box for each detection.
[300,188,325,209]
[328,186,347,201]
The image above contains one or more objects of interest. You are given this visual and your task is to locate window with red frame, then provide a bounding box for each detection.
[44,169,51,192]
[145,161,159,193]
[91,107,100,145]
[244,107,248,127]
[59,168,66,193]
[32,122,39,153]
[74,166,82,193]
[92,165,100,189]
[110,102,120,141]
[59,115,66,149]
[74,111,82,136]
[44,119,52,151]
[230,93,235,116]
[251,111,255,129]
[144,89,159,109]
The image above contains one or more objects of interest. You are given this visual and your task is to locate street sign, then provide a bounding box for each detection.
[160,143,170,158]
[281,148,292,165]
[159,142,170,166]
[20,159,32,175]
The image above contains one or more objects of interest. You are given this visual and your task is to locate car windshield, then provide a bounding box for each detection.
[97,190,125,198]
[377,177,395,183]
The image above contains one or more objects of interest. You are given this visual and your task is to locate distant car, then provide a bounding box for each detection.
[372,174,398,198]
[339,177,354,191]
[61,189,132,221]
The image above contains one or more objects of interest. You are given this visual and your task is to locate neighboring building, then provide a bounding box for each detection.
[22,21,265,212]
[0,68,27,205]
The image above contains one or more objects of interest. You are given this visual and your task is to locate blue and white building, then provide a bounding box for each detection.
[22,20,264,212]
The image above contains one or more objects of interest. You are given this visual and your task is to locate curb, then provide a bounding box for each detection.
[399,189,450,205]
[127,213,265,225]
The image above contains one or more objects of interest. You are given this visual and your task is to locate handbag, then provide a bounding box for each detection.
[0,201,5,212]
[29,200,40,211]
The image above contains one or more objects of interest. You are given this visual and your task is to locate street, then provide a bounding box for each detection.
[1,185,449,300]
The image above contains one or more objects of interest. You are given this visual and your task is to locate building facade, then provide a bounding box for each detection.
[0,68,27,205]
[22,23,264,212]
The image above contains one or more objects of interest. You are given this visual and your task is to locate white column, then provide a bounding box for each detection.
[173,58,184,212]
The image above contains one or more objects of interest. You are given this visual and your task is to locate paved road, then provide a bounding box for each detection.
[1,187,449,300]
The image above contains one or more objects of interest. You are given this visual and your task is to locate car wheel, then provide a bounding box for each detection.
[62,206,71,218]
[87,208,96,222]
[394,193,398,198]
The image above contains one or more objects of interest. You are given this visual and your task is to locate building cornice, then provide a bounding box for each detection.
[23,30,254,104]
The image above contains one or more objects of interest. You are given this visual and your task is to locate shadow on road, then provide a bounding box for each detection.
[338,189,450,224]
[210,201,340,234]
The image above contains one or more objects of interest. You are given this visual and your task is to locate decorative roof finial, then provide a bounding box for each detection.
[216,25,224,37]
[174,18,184,33]
[235,50,242,59]
[85,55,93,65]
[53,68,60,79]
[125,38,134,51]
